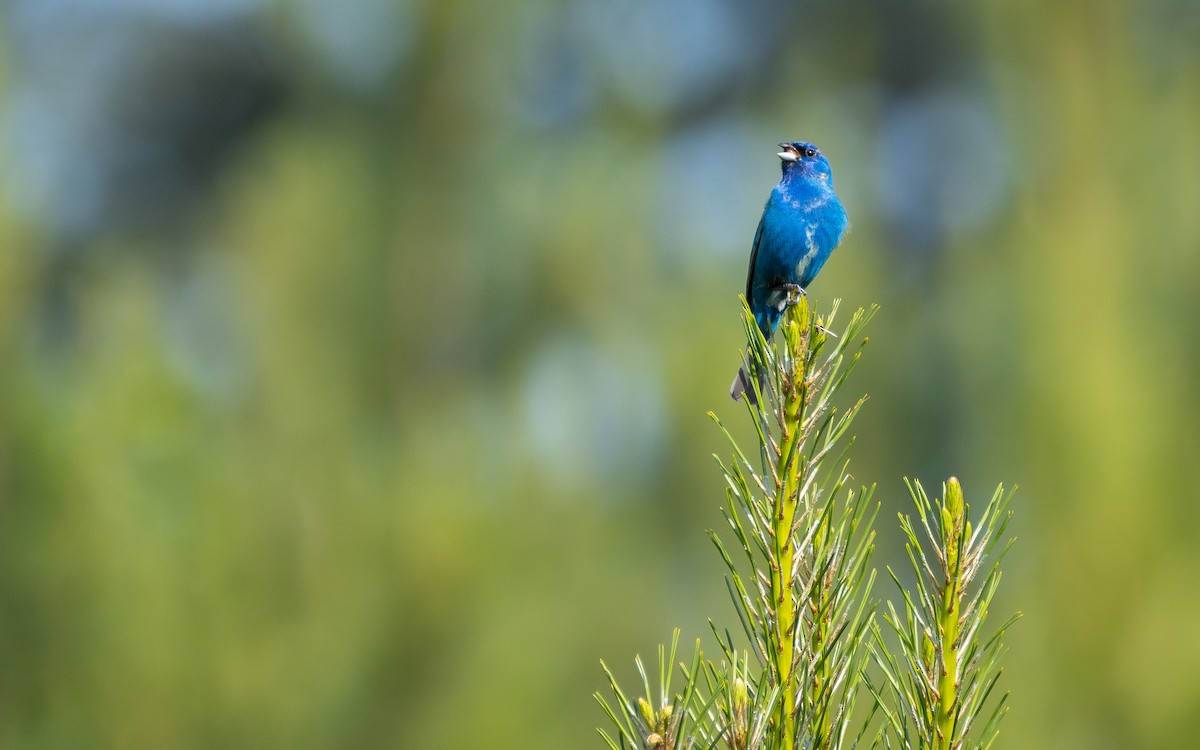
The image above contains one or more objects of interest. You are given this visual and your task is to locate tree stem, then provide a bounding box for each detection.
[935,478,966,750]
[771,300,809,750]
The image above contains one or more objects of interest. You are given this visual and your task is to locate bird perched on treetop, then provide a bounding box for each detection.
[731,141,848,403]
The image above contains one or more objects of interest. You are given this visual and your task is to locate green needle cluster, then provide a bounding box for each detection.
[709,297,878,750]
[596,299,1018,750]
[869,479,1020,750]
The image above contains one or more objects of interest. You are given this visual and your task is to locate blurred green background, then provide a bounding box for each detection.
[1,0,1198,747]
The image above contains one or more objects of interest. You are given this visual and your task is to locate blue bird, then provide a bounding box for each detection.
[731,141,848,403]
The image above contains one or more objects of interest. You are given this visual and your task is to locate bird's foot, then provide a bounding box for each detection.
[769,283,806,312]
[782,283,805,307]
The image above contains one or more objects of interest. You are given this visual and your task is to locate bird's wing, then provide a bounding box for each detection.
[744,213,767,300]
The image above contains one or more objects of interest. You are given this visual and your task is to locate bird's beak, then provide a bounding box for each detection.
[777,143,799,162]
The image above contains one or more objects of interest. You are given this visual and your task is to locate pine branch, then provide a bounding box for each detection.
[872,479,1021,749]
[707,296,878,750]
[596,299,1019,750]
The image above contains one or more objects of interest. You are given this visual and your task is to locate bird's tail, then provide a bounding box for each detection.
[729,359,763,405]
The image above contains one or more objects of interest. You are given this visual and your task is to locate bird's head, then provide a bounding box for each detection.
[778,141,833,183]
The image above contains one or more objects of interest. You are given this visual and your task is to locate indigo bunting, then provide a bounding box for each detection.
[731,141,848,403]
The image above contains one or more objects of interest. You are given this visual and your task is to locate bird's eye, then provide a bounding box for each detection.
[804,148,816,158]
